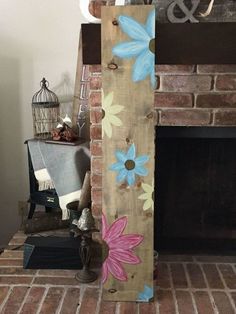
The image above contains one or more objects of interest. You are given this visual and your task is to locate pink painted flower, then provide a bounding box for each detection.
[102,213,144,284]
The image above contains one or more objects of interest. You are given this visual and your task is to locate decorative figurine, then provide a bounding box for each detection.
[51,114,79,142]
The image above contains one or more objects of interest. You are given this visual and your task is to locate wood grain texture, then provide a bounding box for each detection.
[101,5,155,302]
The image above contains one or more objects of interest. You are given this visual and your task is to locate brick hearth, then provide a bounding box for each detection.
[89,64,236,217]
[0,231,236,313]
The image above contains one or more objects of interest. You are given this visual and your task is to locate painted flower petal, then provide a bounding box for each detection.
[127,170,135,186]
[118,15,150,41]
[150,65,157,90]
[142,182,153,193]
[102,260,109,284]
[115,150,127,163]
[135,166,148,176]
[102,213,109,238]
[109,115,122,127]
[106,255,128,281]
[127,143,136,160]
[104,216,127,243]
[138,192,150,200]
[146,9,155,38]
[135,155,149,166]
[132,49,154,83]
[109,161,124,171]
[103,91,114,110]
[116,168,128,183]
[102,118,112,138]
[143,199,153,211]
[109,234,144,250]
[107,104,124,115]
[109,249,141,265]
[112,41,148,59]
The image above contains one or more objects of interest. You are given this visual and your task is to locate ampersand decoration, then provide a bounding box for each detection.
[167,0,200,23]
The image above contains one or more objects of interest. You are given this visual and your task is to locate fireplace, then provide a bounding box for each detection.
[155,126,236,254]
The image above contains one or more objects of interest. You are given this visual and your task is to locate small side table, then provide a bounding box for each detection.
[25,140,60,219]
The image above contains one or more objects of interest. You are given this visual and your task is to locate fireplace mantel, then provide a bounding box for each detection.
[81,23,236,64]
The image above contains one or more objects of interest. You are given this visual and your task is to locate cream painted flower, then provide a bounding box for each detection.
[102,91,124,138]
[138,180,154,211]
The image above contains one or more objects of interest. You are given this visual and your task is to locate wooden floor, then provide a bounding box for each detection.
[0,230,235,313]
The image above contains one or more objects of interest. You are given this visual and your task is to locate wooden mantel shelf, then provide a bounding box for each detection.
[81,23,236,64]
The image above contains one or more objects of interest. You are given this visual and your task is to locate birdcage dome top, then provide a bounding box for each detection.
[32,78,59,108]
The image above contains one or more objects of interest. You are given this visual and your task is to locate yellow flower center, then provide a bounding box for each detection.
[102,109,105,119]
[125,159,135,170]
[149,38,155,54]
[102,240,109,262]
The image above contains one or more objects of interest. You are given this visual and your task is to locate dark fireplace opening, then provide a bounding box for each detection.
[155,126,236,255]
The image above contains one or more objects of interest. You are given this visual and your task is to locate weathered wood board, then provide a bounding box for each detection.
[101,5,155,302]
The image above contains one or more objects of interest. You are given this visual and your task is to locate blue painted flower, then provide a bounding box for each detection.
[137,285,154,302]
[112,9,156,89]
[109,144,149,186]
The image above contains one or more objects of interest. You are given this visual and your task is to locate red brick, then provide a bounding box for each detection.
[160,109,211,126]
[90,76,102,90]
[39,287,64,314]
[120,302,137,314]
[202,264,224,289]
[196,93,236,108]
[157,263,171,288]
[0,276,33,285]
[214,110,236,125]
[195,255,236,263]
[89,91,102,107]
[156,289,175,314]
[155,93,193,108]
[91,141,102,156]
[186,263,206,288]
[170,263,188,288]
[218,264,236,289]
[212,291,235,314]
[33,276,79,285]
[216,75,236,90]
[21,287,45,314]
[91,174,102,188]
[79,288,99,314]
[194,291,214,314]
[2,286,28,314]
[91,125,102,140]
[176,291,195,314]
[0,250,23,258]
[0,267,36,275]
[92,202,102,216]
[159,254,193,262]
[156,64,194,74]
[99,300,116,314]
[90,108,102,124]
[38,269,77,276]
[161,75,212,92]
[91,188,102,205]
[89,65,102,73]
[0,287,10,307]
[91,157,102,175]
[60,288,80,314]
[0,259,22,266]
[198,64,236,73]
[139,302,156,314]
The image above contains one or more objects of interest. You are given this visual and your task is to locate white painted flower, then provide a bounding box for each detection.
[102,91,124,138]
[138,180,154,211]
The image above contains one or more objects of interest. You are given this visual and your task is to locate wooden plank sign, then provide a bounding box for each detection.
[101,5,155,302]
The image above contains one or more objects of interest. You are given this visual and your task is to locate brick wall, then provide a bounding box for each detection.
[89,64,236,216]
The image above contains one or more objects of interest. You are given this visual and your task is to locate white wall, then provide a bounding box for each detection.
[0,0,85,246]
